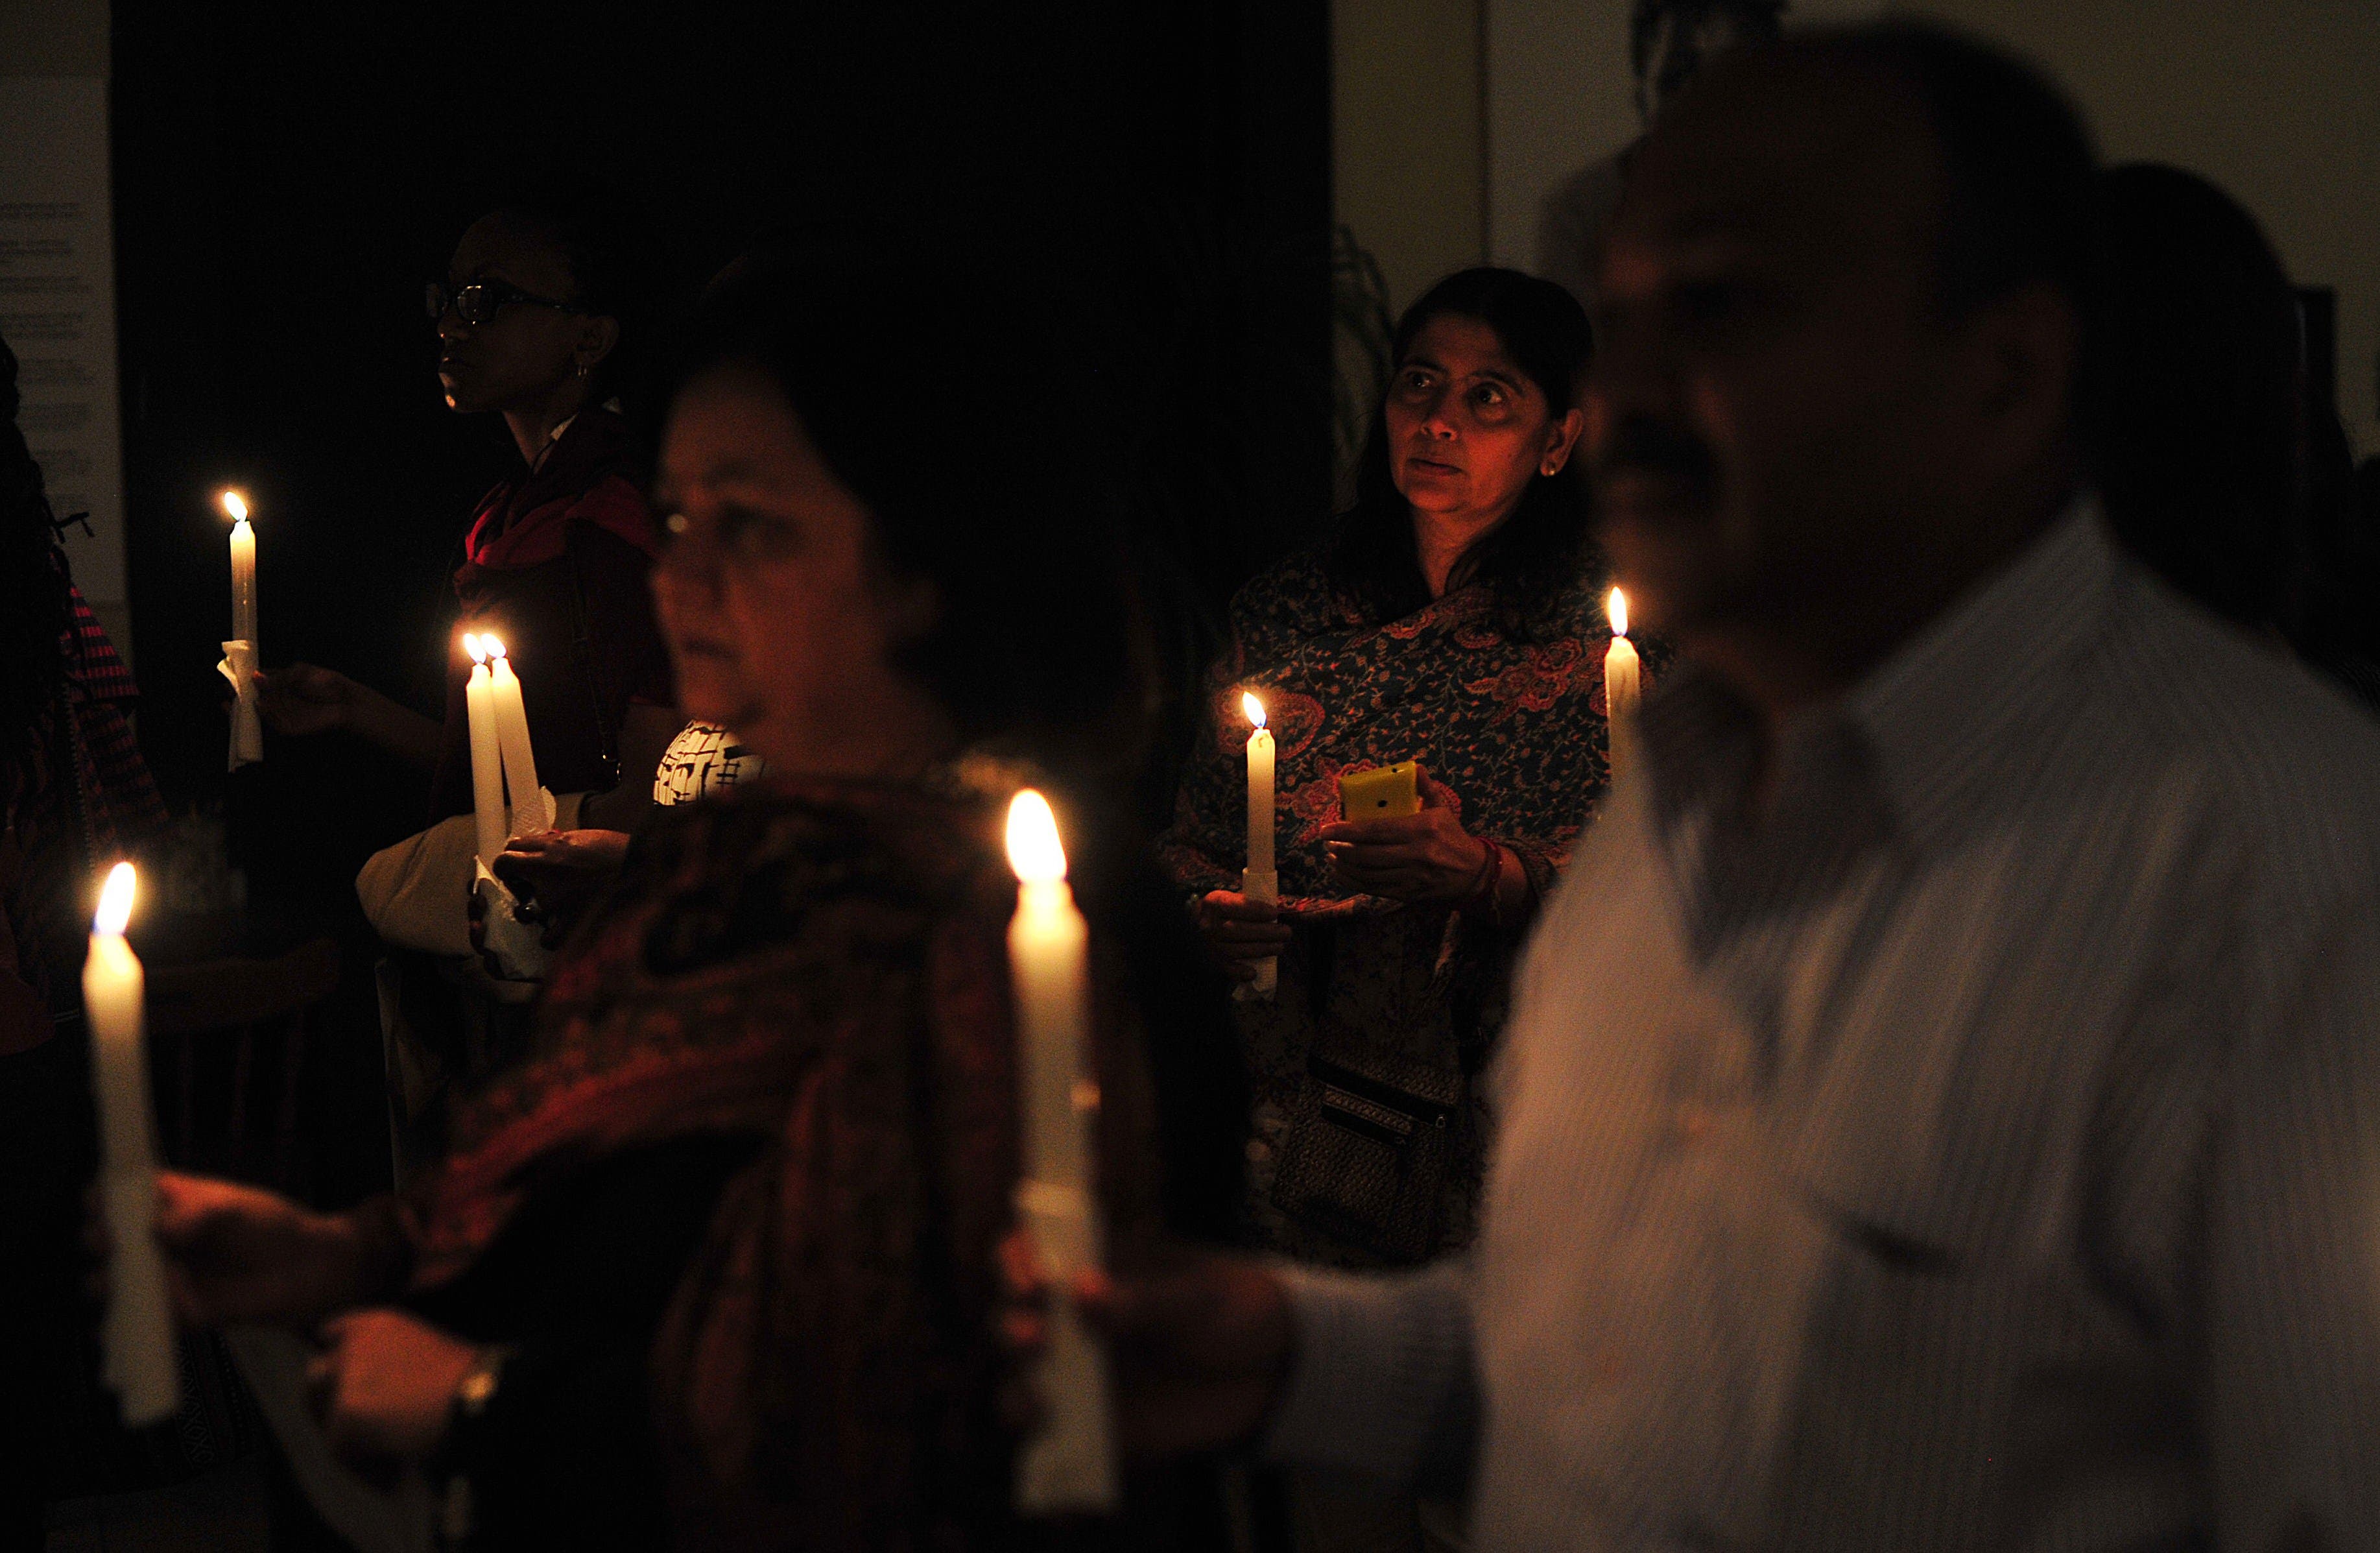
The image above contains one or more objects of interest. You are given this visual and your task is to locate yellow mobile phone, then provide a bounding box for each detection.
[1339,761,1422,820]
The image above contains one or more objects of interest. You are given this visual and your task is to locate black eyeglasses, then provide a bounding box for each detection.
[425,279,583,328]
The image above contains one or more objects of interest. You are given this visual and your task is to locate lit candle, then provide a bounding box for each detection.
[460,634,506,869]
[84,863,180,1426]
[1241,692,1278,999]
[480,636,550,836]
[222,490,257,652]
[1005,790,1119,1514]
[1603,586,1642,786]
[218,490,263,769]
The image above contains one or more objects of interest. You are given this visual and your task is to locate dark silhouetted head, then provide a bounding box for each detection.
[1630,0,1788,122]
[1588,22,2095,680]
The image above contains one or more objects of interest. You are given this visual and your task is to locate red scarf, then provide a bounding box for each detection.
[454,407,661,586]
[409,775,1031,1550]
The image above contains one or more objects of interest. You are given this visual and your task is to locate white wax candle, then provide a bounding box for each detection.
[1242,692,1275,877]
[462,635,506,869]
[82,863,180,1426]
[223,490,257,653]
[1004,789,1118,1515]
[482,636,545,837]
[1604,587,1642,786]
[1239,693,1279,998]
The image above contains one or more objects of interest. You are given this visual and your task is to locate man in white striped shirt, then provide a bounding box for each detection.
[1050,23,2380,1548]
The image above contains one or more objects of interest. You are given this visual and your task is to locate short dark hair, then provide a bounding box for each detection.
[479,182,655,408]
[668,250,1150,784]
[482,182,647,321]
[1767,22,2098,318]
[1630,0,1787,85]
[1327,267,1595,639]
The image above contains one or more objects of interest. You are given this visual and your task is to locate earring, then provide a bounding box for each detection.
[575,363,592,380]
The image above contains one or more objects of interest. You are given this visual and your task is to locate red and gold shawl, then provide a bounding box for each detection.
[409,773,1036,1550]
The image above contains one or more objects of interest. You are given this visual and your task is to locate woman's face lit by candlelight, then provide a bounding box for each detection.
[650,366,946,776]
[1384,313,1584,532]
[433,214,615,417]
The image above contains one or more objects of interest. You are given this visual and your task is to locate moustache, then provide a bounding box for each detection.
[1593,415,1716,492]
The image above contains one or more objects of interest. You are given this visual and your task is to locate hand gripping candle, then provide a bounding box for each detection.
[1603,587,1642,787]
[84,863,180,1425]
[217,490,263,769]
[460,635,507,870]
[1005,789,1119,1515]
[480,636,554,837]
[1240,692,1278,999]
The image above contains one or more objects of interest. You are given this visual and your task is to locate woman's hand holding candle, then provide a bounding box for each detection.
[252,664,444,769]
[253,662,362,737]
[1190,891,1291,982]
[148,1171,393,1329]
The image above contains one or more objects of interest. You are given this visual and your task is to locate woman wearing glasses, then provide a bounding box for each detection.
[259,199,680,837]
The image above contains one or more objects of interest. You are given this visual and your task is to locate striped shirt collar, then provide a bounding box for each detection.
[1642,498,2117,860]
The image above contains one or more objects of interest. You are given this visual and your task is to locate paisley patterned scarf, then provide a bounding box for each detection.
[411,772,1031,1550]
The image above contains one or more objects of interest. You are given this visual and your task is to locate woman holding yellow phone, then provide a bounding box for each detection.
[1159,269,1641,1286]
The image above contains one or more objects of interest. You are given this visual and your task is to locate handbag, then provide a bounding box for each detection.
[1270,1049,1462,1264]
[1268,913,1469,1264]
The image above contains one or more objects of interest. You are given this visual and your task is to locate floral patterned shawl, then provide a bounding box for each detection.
[1158,549,1628,1262]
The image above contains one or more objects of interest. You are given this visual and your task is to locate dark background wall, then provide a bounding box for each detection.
[110,0,1333,898]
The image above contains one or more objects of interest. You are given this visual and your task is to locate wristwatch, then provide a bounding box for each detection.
[453,1347,507,1423]
[440,1346,512,1547]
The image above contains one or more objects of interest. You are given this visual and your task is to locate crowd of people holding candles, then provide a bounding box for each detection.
[6,12,2380,1552]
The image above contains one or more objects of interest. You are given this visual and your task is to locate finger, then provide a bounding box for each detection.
[1331,864,1410,898]
[1206,898,1277,923]
[999,1230,1049,1301]
[1072,1265,1117,1317]
[305,1353,339,1417]
[999,1307,1049,1357]
[1329,848,1420,879]
[150,1184,216,1246]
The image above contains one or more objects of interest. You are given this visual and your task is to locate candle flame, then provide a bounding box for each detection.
[1241,692,1267,730]
[1607,586,1630,639]
[1005,789,1069,885]
[220,489,249,524]
[93,861,136,937]
[482,634,507,660]
[462,632,488,666]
